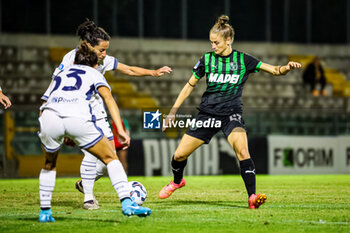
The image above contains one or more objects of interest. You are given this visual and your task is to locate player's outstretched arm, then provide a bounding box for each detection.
[98,86,130,149]
[162,75,199,131]
[117,62,172,77]
[259,61,302,76]
[0,90,12,109]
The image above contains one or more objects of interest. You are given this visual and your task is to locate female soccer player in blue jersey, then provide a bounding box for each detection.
[159,15,301,209]
[38,43,152,222]
[42,19,172,210]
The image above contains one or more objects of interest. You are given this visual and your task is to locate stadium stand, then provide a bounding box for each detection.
[0,41,350,170]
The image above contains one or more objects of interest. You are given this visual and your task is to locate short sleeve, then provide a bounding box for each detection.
[93,70,111,91]
[41,77,56,101]
[53,49,75,76]
[244,53,262,73]
[41,87,50,101]
[192,56,205,79]
[103,55,118,72]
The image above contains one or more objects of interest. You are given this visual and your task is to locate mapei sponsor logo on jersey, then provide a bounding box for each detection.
[51,97,78,103]
[273,147,333,168]
[208,73,240,84]
[143,110,161,129]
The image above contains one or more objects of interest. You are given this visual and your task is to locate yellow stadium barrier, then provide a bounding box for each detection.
[4,111,83,177]
[324,69,347,96]
[49,47,71,63]
[17,154,83,177]
[342,83,350,97]
[4,111,15,160]
[106,71,160,109]
[109,81,136,95]
[118,96,158,109]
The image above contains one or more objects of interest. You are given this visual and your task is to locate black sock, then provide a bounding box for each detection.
[171,155,187,184]
[239,158,256,197]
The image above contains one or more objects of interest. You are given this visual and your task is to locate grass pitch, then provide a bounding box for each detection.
[0,175,349,233]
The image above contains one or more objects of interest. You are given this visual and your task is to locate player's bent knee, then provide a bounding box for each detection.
[173,151,189,161]
[236,148,250,160]
[100,153,117,165]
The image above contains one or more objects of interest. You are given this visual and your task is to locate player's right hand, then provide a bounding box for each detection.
[162,112,176,132]
[118,131,130,150]
[153,66,173,77]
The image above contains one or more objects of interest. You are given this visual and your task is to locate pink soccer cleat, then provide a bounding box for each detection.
[248,193,267,209]
[159,179,186,199]
[75,179,84,193]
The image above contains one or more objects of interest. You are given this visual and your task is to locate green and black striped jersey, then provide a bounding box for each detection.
[192,50,262,116]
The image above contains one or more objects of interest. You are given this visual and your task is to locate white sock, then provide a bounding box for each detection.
[95,159,107,181]
[81,150,97,202]
[95,149,115,180]
[107,160,130,200]
[39,169,56,209]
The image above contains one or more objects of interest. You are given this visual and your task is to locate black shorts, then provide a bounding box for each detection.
[185,111,246,144]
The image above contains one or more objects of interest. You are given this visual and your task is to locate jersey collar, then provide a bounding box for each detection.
[212,49,235,58]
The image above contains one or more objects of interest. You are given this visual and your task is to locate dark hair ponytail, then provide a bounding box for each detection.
[74,42,98,67]
[76,19,111,47]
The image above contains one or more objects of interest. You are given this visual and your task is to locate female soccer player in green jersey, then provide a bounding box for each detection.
[159,15,301,209]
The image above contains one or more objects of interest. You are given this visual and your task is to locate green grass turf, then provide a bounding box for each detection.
[0,175,349,233]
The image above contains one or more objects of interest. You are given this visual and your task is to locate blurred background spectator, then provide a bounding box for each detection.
[302,57,327,96]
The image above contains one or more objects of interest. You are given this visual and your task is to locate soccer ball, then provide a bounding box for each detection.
[128,181,147,205]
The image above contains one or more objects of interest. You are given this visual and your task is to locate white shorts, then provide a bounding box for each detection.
[38,110,104,152]
[95,117,113,140]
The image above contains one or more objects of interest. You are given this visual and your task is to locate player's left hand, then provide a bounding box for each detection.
[285,61,302,71]
[153,66,172,77]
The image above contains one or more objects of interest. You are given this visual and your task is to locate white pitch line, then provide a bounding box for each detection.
[0,209,349,226]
